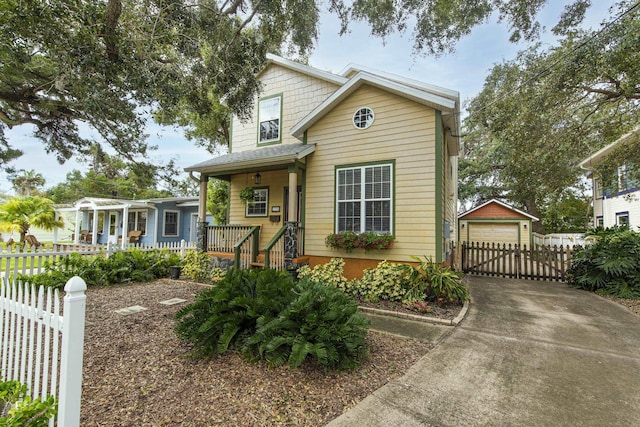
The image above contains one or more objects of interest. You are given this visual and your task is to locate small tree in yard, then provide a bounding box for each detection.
[0,196,63,243]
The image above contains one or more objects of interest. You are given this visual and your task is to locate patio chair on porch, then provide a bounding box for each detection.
[79,230,92,244]
[127,230,142,244]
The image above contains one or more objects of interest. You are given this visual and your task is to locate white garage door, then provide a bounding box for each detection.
[468,223,519,245]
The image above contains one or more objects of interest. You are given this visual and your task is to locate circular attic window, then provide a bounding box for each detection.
[353,107,375,129]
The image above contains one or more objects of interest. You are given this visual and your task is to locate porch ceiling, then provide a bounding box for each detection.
[184,143,315,177]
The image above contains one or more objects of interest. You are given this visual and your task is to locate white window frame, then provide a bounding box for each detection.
[352,107,375,130]
[246,188,269,217]
[335,163,393,234]
[258,95,282,145]
[163,210,180,237]
[616,212,630,229]
[127,210,147,235]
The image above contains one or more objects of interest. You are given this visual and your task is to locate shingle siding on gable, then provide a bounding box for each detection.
[231,65,340,153]
[461,202,528,220]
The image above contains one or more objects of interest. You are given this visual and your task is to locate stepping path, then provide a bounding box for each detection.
[114,298,188,315]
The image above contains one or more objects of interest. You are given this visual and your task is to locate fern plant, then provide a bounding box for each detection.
[246,279,369,370]
[408,256,468,303]
[174,269,295,357]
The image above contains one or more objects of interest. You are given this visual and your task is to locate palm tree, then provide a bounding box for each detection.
[0,196,64,243]
[10,169,46,196]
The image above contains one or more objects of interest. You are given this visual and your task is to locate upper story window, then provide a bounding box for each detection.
[246,188,269,217]
[353,107,374,129]
[336,163,393,234]
[258,95,282,145]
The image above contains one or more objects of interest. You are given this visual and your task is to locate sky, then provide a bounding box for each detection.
[0,0,621,195]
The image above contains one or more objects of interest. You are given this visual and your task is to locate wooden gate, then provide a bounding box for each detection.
[461,242,575,282]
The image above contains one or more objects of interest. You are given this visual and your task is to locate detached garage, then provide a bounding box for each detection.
[458,199,538,246]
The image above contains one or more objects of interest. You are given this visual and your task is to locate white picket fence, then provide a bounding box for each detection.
[532,232,590,248]
[0,240,198,280]
[0,276,87,427]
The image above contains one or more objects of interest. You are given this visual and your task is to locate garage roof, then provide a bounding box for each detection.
[459,199,538,221]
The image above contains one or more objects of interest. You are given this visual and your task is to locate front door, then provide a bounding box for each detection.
[108,212,119,244]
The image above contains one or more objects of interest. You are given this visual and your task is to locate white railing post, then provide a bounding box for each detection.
[180,239,186,259]
[58,276,87,427]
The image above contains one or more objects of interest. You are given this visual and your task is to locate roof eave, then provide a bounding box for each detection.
[291,72,458,140]
[260,54,348,86]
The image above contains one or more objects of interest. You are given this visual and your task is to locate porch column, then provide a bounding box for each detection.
[287,165,298,222]
[197,176,209,251]
[91,209,98,245]
[285,165,299,269]
[74,209,81,244]
[122,206,130,248]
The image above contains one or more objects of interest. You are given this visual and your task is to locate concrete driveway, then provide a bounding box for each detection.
[328,276,640,426]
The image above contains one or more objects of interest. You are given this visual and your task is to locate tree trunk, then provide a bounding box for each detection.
[523,199,545,234]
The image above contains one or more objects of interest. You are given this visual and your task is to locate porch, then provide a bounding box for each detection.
[203,223,308,271]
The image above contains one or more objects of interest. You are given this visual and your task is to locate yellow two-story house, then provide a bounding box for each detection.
[185,54,460,278]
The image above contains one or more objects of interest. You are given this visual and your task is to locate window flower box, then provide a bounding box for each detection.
[325,231,394,253]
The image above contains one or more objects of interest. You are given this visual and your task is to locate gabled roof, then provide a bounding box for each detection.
[340,64,460,100]
[261,54,348,86]
[184,143,315,176]
[291,71,458,140]
[579,127,640,170]
[458,199,539,221]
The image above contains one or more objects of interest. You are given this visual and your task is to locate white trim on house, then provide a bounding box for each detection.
[579,127,640,169]
[291,71,457,140]
[339,64,460,100]
[162,209,180,237]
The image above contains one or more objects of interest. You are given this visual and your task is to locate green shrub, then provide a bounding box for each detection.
[409,257,468,303]
[567,227,640,298]
[174,269,296,357]
[0,378,57,426]
[175,269,370,370]
[353,261,413,303]
[247,279,369,370]
[297,258,351,293]
[182,250,225,283]
[20,248,182,289]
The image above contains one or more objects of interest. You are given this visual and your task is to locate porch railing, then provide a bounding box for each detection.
[263,224,305,270]
[263,226,287,270]
[233,226,261,270]
[206,225,254,252]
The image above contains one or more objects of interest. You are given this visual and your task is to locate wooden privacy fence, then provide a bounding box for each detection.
[461,242,577,282]
[0,240,198,280]
[0,276,87,427]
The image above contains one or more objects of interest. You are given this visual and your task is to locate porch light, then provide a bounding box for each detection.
[254,172,261,185]
[523,223,527,229]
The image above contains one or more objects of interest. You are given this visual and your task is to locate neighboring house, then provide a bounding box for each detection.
[458,199,538,246]
[185,54,461,277]
[54,197,209,246]
[579,127,640,230]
